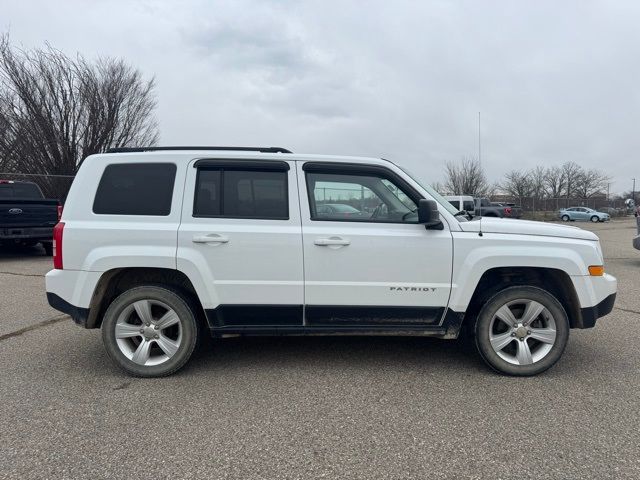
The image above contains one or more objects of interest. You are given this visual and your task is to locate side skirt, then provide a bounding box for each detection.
[205,308,466,339]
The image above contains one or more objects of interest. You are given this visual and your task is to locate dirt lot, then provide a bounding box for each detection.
[0,218,639,479]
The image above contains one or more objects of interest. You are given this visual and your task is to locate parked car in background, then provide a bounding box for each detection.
[558,207,610,223]
[0,180,60,255]
[316,203,364,219]
[444,195,475,214]
[474,197,523,218]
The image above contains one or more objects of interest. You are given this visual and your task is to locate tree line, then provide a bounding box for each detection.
[441,157,612,205]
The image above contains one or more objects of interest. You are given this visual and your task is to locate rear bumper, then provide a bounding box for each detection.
[0,226,53,240]
[45,269,103,327]
[579,293,616,328]
[46,292,89,327]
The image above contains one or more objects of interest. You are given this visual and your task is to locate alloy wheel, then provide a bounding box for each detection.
[488,299,557,365]
[114,299,183,366]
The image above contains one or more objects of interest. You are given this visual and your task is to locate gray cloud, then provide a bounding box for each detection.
[3,0,639,193]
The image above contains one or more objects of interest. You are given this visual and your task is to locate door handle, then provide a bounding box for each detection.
[192,233,229,244]
[314,237,350,247]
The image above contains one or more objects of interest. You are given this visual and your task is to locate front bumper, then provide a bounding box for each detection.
[580,293,616,328]
[570,273,617,328]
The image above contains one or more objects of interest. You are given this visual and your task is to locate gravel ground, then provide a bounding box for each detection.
[0,218,638,479]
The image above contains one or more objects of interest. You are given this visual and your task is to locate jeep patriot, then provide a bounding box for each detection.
[45,146,617,377]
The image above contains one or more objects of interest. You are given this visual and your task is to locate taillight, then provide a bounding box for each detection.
[504,207,512,216]
[53,222,65,269]
[57,204,63,221]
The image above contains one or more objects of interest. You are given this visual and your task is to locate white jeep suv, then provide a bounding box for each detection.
[45,147,617,377]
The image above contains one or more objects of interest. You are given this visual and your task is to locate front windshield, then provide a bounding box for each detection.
[395,164,463,219]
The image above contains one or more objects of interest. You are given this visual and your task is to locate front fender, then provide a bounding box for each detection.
[448,233,599,311]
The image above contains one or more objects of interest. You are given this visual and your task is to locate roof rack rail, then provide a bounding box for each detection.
[106,146,292,154]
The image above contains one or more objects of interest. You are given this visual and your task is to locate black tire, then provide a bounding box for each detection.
[42,242,53,256]
[561,215,570,222]
[101,286,200,377]
[590,215,599,223]
[474,286,570,376]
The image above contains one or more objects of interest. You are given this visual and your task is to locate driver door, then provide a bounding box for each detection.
[297,161,453,327]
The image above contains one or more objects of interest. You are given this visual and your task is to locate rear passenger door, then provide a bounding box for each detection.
[177,159,303,329]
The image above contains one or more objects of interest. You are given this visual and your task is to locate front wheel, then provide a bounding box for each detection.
[474,286,569,376]
[101,286,200,377]
[561,215,570,222]
[590,215,599,223]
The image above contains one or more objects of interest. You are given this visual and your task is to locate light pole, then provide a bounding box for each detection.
[633,178,636,205]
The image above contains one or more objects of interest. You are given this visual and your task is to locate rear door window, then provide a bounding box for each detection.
[194,169,288,220]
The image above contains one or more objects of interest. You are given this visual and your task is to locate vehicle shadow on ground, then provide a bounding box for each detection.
[54,329,489,379]
[194,335,486,373]
[44,325,620,383]
[0,244,47,260]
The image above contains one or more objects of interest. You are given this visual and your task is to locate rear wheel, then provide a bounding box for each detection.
[474,286,569,376]
[561,215,570,222]
[101,286,200,377]
[590,215,599,223]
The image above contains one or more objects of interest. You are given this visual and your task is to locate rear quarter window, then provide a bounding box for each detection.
[93,163,177,216]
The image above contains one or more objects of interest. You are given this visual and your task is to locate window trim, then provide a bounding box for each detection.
[193,166,290,221]
[302,162,424,224]
[193,158,290,171]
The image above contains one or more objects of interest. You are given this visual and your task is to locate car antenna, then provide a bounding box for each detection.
[478,111,483,237]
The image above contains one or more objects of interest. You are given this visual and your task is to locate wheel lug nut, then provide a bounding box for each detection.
[511,333,516,337]
[139,329,144,334]
[145,322,150,327]
[154,325,158,330]
[154,334,159,339]
[527,330,531,335]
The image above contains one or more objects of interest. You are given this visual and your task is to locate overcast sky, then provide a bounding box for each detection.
[4,0,639,193]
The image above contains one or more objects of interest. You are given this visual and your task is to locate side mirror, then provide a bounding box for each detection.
[418,199,443,229]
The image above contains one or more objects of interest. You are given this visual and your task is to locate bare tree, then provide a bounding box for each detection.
[574,168,610,199]
[529,166,547,199]
[544,165,566,199]
[0,34,158,199]
[560,161,582,206]
[500,170,533,205]
[430,181,445,194]
[444,156,490,196]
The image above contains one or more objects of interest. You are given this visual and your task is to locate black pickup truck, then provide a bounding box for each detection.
[0,180,60,255]
[474,197,523,219]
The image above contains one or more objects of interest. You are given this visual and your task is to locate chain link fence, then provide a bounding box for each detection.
[492,195,630,220]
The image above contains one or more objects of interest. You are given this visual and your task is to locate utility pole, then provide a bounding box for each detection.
[478,112,481,166]
[633,178,636,206]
